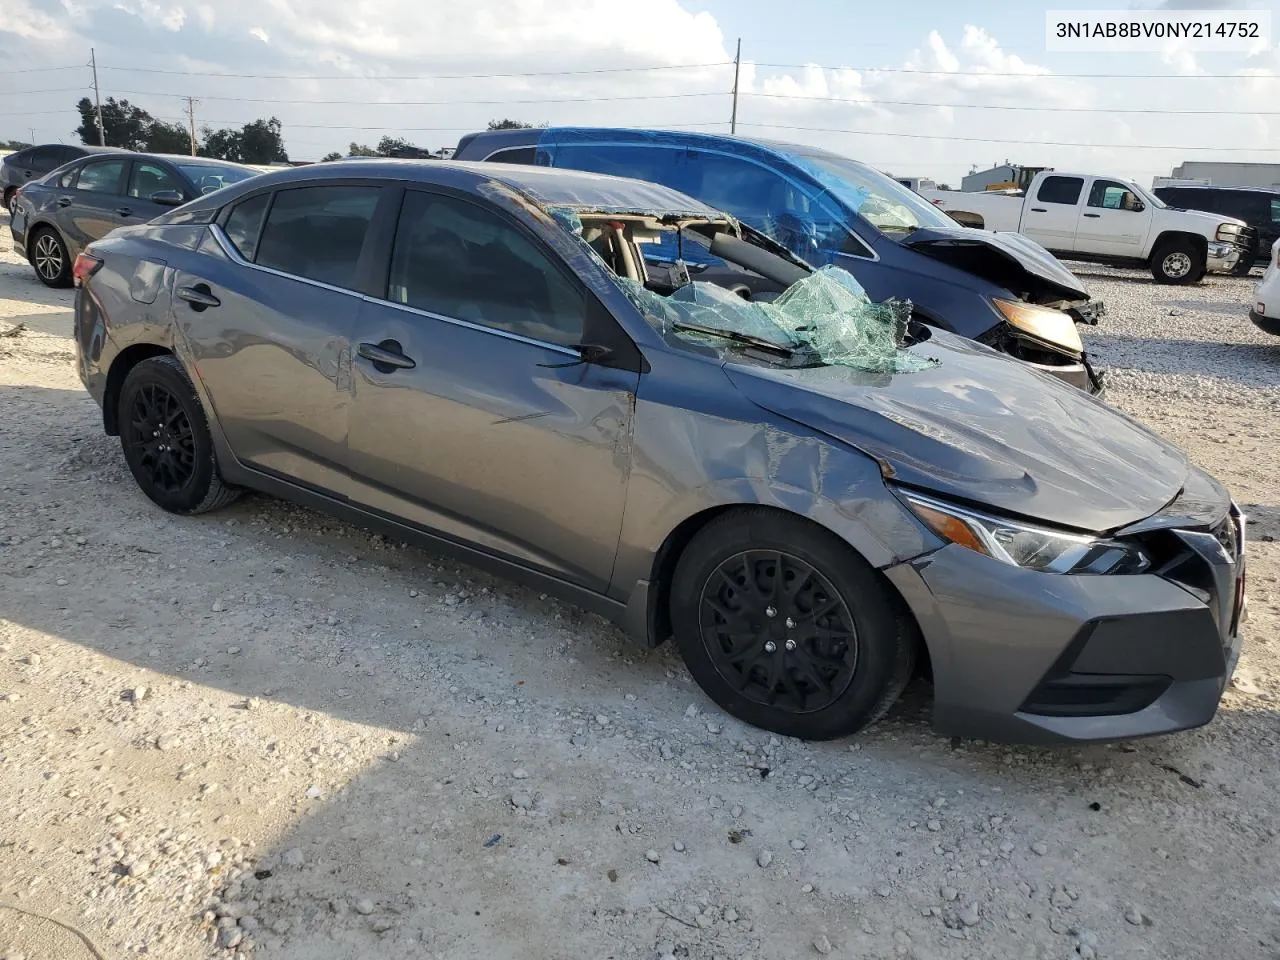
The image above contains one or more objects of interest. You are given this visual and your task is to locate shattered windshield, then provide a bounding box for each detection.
[549,206,936,374]
[785,152,956,235]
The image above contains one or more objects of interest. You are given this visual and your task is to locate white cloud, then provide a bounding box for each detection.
[0,3,1275,187]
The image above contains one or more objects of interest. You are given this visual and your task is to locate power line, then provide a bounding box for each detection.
[743,92,1280,116]
[736,121,1280,152]
[0,65,83,75]
[0,87,90,97]
[101,89,728,106]
[99,62,733,81]
[753,62,1278,80]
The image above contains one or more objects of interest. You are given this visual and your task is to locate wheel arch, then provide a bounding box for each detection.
[102,343,174,435]
[636,502,930,683]
[1150,230,1207,262]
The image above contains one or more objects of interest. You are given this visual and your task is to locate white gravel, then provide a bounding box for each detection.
[0,217,1278,960]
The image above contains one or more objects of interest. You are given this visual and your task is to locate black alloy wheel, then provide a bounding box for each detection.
[698,550,859,713]
[126,382,197,495]
[117,355,240,514]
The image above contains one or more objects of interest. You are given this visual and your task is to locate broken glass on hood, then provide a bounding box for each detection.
[620,266,937,374]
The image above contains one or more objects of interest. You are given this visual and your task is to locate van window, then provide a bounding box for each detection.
[1036,177,1084,205]
[485,146,536,165]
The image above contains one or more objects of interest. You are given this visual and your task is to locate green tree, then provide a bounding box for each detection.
[145,120,193,155]
[0,139,32,151]
[75,96,153,150]
[320,151,343,162]
[376,135,426,157]
[200,117,288,164]
[487,118,536,130]
[346,141,378,157]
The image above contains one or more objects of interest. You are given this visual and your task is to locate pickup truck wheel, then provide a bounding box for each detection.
[1151,239,1203,285]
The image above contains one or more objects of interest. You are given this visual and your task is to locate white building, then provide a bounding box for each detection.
[1169,162,1280,189]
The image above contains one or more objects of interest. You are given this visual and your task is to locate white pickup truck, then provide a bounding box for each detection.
[923,172,1252,284]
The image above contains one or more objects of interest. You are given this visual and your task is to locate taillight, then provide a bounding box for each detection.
[72,252,103,287]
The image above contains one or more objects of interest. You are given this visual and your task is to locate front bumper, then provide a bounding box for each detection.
[1207,241,1242,274]
[1250,308,1280,337]
[886,497,1245,744]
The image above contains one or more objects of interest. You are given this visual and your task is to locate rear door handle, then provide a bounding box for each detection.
[1083,213,1101,218]
[56,197,72,207]
[1030,207,1048,213]
[357,340,416,372]
[115,207,133,217]
[177,284,220,310]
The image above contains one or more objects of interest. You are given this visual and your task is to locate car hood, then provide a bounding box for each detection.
[902,225,1089,304]
[723,330,1188,533]
[1164,207,1248,230]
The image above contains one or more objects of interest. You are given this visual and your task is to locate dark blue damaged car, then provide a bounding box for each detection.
[71,160,1246,744]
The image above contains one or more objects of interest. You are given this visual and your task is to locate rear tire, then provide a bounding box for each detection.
[669,509,916,740]
[1150,238,1204,285]
[117,355,240,515]
[29,226,71,288]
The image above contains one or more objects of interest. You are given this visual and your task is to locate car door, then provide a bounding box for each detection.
[1022,175,1084,252]
[346,187,640,591]
[61,157,130,251]
[123,158,186,225]
[172,183,385,494]
[1076,179,1151,257]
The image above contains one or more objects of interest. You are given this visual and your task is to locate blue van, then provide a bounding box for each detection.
[454,128,1104,392]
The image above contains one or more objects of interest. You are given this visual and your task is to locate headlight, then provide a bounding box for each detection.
[991,298,1083,356]
[898,490,1150,574]
[1216,223,1244,241]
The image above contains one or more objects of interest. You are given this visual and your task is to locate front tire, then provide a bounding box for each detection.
[670,509,916,740]
[29,226,71,288]
[117,355,240,514]
[1150,238,1204,285]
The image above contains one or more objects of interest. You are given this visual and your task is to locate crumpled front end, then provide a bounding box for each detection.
[886,468,1247,744]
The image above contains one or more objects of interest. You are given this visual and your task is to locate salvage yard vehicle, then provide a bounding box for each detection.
[924,172,1253,284]
[2,143,123,214]
[1251,238,1280,337]
[454,128,1106,394]
[8,151,259,287]
[73,160,1246,744]
[1153,183,1280,275]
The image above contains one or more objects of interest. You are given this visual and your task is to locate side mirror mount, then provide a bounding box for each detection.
[149,190,184,206]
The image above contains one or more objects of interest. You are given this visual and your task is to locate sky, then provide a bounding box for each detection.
[1,0,1277,186]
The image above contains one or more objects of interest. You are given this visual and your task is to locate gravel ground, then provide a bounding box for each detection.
[0,225,1277,960]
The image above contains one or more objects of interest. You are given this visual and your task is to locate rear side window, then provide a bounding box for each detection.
[1036,176,1084,205]
[254,185,381,289]
[223,193,271,260]
[387,190,585,347]
[76,159,125,194]
[30,146,60,170]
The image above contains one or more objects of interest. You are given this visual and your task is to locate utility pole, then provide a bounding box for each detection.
[730,38,741,135]
[185,97,199,156]
[28,128,35,146]
[89,47,105,145]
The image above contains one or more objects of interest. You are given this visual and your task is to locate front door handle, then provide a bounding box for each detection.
[178,284,220,310]
[56,197,72,207]
[1083,213,1101,218]
[1029,207,1048,213]
[357,340,416,372]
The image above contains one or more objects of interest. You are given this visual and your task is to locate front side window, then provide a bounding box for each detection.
[129,162,184,200]
[75,159,126,194]
[387,190,585,347]
[254,185,381,289]
[1087,180,1142,211]
[1270,199,1280,225]
[1036,176,1084,205]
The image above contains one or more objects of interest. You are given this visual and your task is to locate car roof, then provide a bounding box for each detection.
[459,127,880,175]
[1156,183,1280,195]
[201,158,724,217]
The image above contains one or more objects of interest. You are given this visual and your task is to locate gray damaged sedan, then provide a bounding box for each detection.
[71,160,1247,744]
